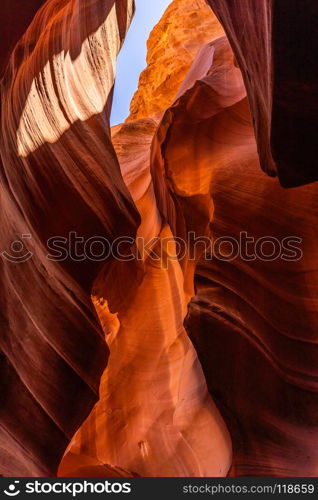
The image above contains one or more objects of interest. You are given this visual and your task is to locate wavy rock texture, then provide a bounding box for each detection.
[0,1,46,77]
[64,2,318,477]
[149,9,318,476]
[128,0,224,121]
[1,0,318,479]
[188,175,318,476]
[58,2,233,479]
[0,0,138,477]
[60,115,232,478]
[207,0,318,187]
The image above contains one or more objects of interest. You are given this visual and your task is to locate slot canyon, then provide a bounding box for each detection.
[0,0,318,477]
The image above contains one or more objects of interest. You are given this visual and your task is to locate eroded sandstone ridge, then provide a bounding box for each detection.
[208,0,318,187]
[1,0,318,478]
[59,4,232,479]
[0,0,138,476]
[128,0,224,120]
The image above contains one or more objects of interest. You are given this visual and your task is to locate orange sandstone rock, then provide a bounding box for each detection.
[2,0,318,480]
[128,0,224,121]
[0,0,138,477]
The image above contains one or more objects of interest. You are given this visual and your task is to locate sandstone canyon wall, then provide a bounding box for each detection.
[0,0,138,476]
[208,0,318,187]
[1,0,318,478]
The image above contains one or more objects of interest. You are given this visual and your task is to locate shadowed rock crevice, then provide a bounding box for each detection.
[1,0,318,478]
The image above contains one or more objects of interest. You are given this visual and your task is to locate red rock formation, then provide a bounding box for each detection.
[0,1,46,77]
[128,0,224,121]
[0,0,138,477]
[207,0,318,187]
[1,0,318,479]
[149,10,318,476]
[188,168,318,475]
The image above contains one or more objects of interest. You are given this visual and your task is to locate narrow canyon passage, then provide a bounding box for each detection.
[0,0,317,478]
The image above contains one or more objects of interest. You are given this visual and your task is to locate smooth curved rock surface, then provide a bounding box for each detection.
[207,0,318,187]
[149,24,318,476]
[59,3,233,478]
[1,0,318,479]
[0,1,46,77]
[0,0,138,477]
[128,0,224,121]
[60,114,232,478]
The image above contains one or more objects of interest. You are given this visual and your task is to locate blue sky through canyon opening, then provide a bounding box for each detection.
[110,0,171,126]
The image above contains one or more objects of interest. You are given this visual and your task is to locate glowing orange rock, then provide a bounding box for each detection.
[2,0,318,480]
[207,0,318,187]
[59,2,232,478]
[150,19,318,478]
[128,0,224,121]
[0,0,138,477]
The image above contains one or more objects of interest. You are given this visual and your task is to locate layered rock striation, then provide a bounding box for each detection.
[128,0,224,120]
[1,0,318,478]
[0,0,138,476]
